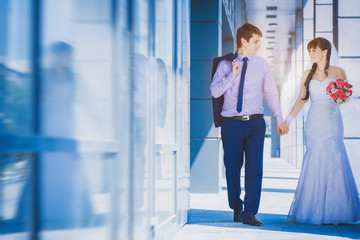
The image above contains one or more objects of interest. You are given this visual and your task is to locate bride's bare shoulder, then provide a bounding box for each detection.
[328,65,345,77]
[328,65,343,72]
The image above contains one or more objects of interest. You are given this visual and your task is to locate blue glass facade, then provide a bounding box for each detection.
[0,0,190,239]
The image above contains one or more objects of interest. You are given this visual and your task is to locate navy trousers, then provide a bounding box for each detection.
[221,117,266,219]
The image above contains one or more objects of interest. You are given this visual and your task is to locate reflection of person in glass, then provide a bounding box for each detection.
[42,41,75,137]
[17,42,95,230]
[155,58,168,128]
[133,53,149,218]
[42,41,95,228]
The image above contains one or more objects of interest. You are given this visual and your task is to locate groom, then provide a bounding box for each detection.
[210,23,286,226]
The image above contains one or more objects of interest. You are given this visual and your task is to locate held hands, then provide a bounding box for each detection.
[232,59,241,75]
[277,115,293,135]
[277,122,290,136]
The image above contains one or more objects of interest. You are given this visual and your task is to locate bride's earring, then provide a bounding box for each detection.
[323,55,326,61]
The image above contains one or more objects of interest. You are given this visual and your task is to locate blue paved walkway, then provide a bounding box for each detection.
[175,158,360,240]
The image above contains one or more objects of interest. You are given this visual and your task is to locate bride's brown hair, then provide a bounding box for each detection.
[302,37,331,101]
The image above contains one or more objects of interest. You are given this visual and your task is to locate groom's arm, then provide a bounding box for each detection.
[210,60,237,98]
[262,61,284,125]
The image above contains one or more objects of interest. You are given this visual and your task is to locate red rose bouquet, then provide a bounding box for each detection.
[326,78,353,104]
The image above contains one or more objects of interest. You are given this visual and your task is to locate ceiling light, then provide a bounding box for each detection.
[267,6,278,11]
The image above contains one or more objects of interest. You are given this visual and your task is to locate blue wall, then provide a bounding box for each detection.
[190,0,245,193]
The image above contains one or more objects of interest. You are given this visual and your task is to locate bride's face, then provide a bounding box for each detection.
[308,46,327,63]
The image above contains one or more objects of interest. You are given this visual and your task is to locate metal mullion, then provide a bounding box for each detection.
[110,0,118,239]
[31,0,41,238]
[128,0,135,239]
[148,0,156,239]
[333,0,339,49]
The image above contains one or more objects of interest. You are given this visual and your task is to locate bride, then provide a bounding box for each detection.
[283,37,360,224]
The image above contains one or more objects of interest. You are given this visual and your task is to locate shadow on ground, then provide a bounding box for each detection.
[189,209,360,239]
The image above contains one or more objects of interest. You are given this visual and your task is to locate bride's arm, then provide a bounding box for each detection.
[284,70,310,128]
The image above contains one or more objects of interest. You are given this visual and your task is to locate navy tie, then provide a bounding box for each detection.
[236,57,248,113]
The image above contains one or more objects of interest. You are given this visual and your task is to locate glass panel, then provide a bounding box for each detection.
[344,140,360,190]
[338,19,360,56]
[303,19,314,40]
[40,0,114,140]
[315,5,332,32]
[155,152,175,223]
[303,40,311,63]
[315,32,333,41]
[132,0,150,239]
[0,0,33,135]
[316,0,332,3]
[0,153,32,239]
[116,0,131,239]
[39,0,114,238]
[303,0,314,19]
[0,0,33,238]
[154,0,175,144]
[178,0,191,226]
[339,0,360,17]
[39,153,113,239]
[339,59,360,138]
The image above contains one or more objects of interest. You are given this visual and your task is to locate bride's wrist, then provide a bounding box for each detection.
[285,115,295,124]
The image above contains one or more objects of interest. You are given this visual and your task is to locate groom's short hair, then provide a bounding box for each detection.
[236,23,262,48]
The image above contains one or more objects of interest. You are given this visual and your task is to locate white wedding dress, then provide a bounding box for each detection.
[288,77,360,224]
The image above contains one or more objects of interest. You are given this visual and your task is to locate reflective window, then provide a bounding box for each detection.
[303,0,314,19]
[315,32,333,41]
[303,20,313,40]
[339,59,360,138]
[155,0,176,144]
[0,153,32,239]
[132,0,151,239]
[0,0,33,238]
[38,0,114,238]
[339,0,360,17]
[154,0,177,226]
[0,0,191,239]
[316,0,332,3]
[315,5,332,32]
[338,19,360,56]
[41,0,114,140]
[0,0,33,135]
[39,153,112,239]
[116,0,131,239]
[155,152,175,223]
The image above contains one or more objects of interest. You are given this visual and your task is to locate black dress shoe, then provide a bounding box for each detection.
[243,215,262,226]
[233,209,242,222]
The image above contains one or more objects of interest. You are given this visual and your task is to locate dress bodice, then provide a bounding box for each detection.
[309,77,336,103]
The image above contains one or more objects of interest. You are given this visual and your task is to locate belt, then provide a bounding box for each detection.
[223,114,263,121]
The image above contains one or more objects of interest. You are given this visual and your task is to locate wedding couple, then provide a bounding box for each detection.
[210,23,360,226]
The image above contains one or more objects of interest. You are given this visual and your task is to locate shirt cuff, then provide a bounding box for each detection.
[275,115,284,124]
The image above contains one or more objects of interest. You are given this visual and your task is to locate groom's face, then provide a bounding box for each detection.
[242,34,261,55]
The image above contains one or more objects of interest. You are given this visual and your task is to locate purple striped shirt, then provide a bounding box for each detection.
[210,53,284,124]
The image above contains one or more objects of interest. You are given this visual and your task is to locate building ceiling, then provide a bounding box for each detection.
[245,0,302,85]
